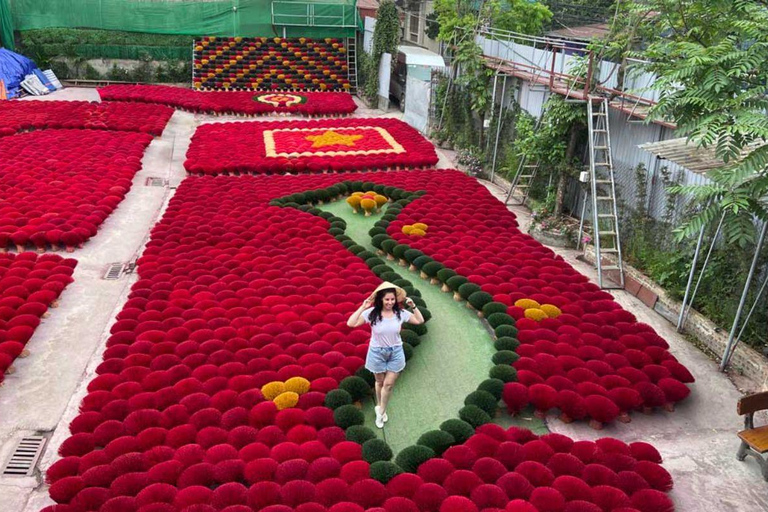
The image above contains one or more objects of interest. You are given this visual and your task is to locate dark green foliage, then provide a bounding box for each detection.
[417,430,455,455]
[362,181,375,191]
[365,257,385,268]
[346,425,376,444]
[468,291,493,310]
[372,234,390,249]
[301,191,316,203]
[492,350,520,365]
[489,364,518,383]
[329,227,345,236]
[307,207,322,216]
[402,286,420,298]
[327,184,341,197]
[380,272,401,283]
[413,255,433,269]
[382,213,398,222]
[478,378,505,400]
[494,336,520,351]
[341,240,357,249]
[400,329,420,347]
[458,283,481,300]
[437,268,457,283]
[381,239,398,254]
[348,245,366,255]
[459,405,492,428]
[439,418,475,444]
[446,275,468,291]
[357,250,375,261]
[374,220,390,229]
[315,189,331,203]
[464,390,499,416]
[339,376,371,401]
[488,313,515,329]
[371,264,390,276]
[418,308,432,322]
[355,367,376,387]
[402,322,427,336]
[324,389,353,410]
[330,220,346,231]
[333,404,365,429]
[421,261,444,278]
[318,211,334,221]
[402,342,413,361]
[412,297,427,308]
[369,461,403,484]
[482,302,509,318]
[362,439,394,463]
[297,204,313,212]
[369,226,387,237]
[393,279,412,288]
[335,235,351,244]
[495,325,519,339]
[392,244,409,260]
[404,249,424,264]
[347,180,363,191]
[395,445,435,473]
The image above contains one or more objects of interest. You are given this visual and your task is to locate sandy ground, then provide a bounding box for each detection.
[0,87,764,512]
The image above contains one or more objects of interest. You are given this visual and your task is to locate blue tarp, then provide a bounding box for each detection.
[0,48,38,98]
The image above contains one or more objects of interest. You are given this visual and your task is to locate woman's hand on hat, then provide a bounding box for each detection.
[362,297,374,309]
[404,297,415,308]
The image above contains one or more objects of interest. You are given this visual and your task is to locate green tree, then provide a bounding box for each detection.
[495,0,552,35]
[625,0,768,246]
[363,0,401,103]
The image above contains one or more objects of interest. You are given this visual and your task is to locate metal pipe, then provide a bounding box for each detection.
[721,221,768,371]
[490,76,507,183]
[577,188,588,251]
[681,211,726,327]
[735,272,768,345]
[676,223,706,331]
[487,73,499,153]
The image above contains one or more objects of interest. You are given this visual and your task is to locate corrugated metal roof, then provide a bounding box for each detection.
[639,137,766,175]
[547,23,610,41]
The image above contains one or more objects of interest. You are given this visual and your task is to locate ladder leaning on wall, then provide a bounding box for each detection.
[346,37,357,93]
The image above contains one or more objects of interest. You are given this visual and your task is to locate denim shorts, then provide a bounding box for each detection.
[365,345,406,374]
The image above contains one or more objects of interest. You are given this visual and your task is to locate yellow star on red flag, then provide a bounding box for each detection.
[305,130,363,148]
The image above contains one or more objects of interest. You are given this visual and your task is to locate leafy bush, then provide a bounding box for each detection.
[392,244,409,260]
[446,275,468,291]
[356,367,376,387]
[488,313,515,329]
[492,350,520,365]
[348,245,367,255]
[402,342,414,361]
[417,430,456,455]
[478,378,505,400]
[495,325,519,339]
[380,271,401,283]
[372,234,390,249]
[395,445,435,473]
[482,302,509,317]
[468,291,493,310]
[324,389,353,410]
[339,376,371,401]
[362,439,394,463]
[458,283,482,300]
[366,257,385,268]
[459,405,492,428]
[370,461,403,484]
[464,390,499,416]
[333,404,365,429]
[346,425,376,444]
[371,264,390,276]
[404,249,424,264]
[381,239,398,255]
[422,261,444,278]
[489,364,517,383]
[413,255,433,269]
[401,329,421,347]
[369,226,387,238]
[439,418,475,444]
[494,336,520,351]
[402,322,427,336]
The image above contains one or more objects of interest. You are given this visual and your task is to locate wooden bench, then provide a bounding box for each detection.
[737,391,768,480]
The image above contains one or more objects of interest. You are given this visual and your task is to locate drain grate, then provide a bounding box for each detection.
[2,436,46,477]
[103,262,124,280]
[145,177,168,187]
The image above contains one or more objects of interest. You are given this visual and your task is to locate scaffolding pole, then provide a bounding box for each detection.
[489,75,508,183]
[720,221,768,371]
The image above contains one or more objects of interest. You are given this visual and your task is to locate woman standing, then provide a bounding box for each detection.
[347,281,424,428]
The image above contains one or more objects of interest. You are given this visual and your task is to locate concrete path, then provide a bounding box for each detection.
[0,87,764,512]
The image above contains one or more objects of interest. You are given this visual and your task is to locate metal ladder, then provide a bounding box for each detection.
[586,96,624,289]
[504,111,546,206]
[346,37,358,93]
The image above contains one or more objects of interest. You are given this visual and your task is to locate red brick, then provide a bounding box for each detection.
[637,286,658,308]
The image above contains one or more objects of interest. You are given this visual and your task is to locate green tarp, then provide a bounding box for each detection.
[10,0,360,39]
[1,0,14,50]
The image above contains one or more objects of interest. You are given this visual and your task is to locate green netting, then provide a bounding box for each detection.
[11,0,361,39]
[1,0,14,50]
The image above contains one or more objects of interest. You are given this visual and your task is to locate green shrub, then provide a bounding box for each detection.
[395,445,435,473]
[382,213,398,222]
[380,272,401,283]
[341,240,357,249]
[335,235,351,244]
[362,181,375,191]
[362,439,394,463]
[324,389,353,410]
[329,227,344,236]
[347,180,363,191]
[348,245,366,255]
[327,184,342,197]
[369,227,387,238]
[488,313,515,329]
[439,418,475,444]
[330,220,346,231]
[402,322,427,336]
[318,211,334,220]
[468,291,493,310]
[371,264,390,276]
[492,350,520,365]
[392,244,409,260]
[333,404,365,429]
[458,283,482,300]
[437,268,457,283]
[489,364,517,383]
[464,390,499,416]
[339,376,371,401]
[370,461,403,483]
[482,302,509,318]
[495,325,519,339]
[346,425,376,444]
[355,367,376,387]
[494,336,520,351]
[357,250,375,261]
[404,249,424,264]
[417,430,455,455]
[393,279,412,288]
[402,342,413,361]
[381,239,398,254]
[446,275,468,292]
[422,261,444,278]
[413,255,432,269]
[459,405,492,428]
[297,204,313,212]
[478,378,505,400]
[412,297,427,308]
[418,308,432,322]
[374,220,390,229]
[316,189,331,203]
[366,257,386,268]
[402,286,420,298]
[371,234,390,249]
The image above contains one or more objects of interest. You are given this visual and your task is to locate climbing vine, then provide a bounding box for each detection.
[363,0,400,104]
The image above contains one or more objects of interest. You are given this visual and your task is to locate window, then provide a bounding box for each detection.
[409,11,420,43]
